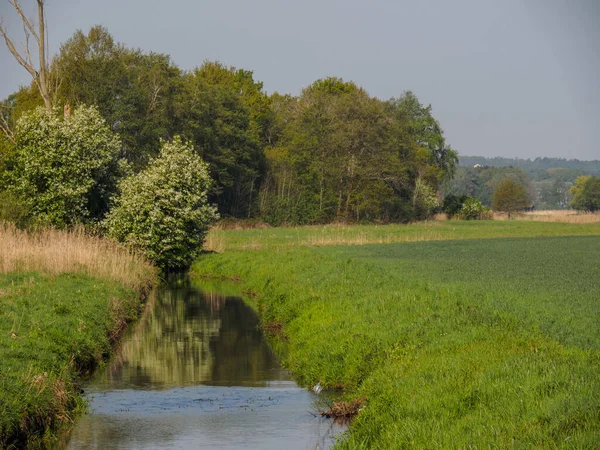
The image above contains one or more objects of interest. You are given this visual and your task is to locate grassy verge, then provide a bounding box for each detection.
[0,223,156,448]
[204,220,600,252]
[193,229,600,448]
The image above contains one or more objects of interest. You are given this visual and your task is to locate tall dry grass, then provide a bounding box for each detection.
[0,222,157,292]
[493,210,600,223]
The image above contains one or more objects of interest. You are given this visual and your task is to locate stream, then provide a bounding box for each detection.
[64,278,345,449]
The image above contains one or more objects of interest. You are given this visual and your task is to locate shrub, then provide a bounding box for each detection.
[6,106,125,228]
[105,137,219,271]
[442,194,468,218]
[0,191,30,228]
[458,197,492,220]
[413,179,439,220]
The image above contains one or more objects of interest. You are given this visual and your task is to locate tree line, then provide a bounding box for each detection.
[0,25,457,228]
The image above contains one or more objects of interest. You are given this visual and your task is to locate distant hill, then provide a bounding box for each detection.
[459,156,600,179]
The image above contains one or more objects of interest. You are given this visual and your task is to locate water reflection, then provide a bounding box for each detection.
[65,279,346,449]
[100,282,287,389]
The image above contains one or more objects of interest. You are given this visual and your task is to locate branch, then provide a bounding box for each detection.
[10,0,40,42]
[0,22,37,78]
[0,109,16,144]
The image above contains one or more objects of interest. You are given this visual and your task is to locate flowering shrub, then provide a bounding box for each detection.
[413,179,440,219]
[105,137,218,271]
[458,197,491,220]
[8,105,125,227]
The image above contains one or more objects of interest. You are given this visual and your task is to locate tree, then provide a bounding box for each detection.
[0,0,54,111]
[175,69,265,218]
[6,105,125,227]
[570,176,600,212]
[105,137,219,271]
[492,178,529,218]
[387,91,458,183]
[52,26,181,167]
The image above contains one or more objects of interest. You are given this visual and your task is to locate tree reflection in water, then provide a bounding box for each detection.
[101,279,289,389]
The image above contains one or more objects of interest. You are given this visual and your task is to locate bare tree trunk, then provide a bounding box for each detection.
[0,0,53,112]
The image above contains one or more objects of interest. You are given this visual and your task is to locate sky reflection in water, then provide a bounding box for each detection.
[66,280,345,450]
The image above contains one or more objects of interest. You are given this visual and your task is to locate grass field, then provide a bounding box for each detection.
[204,220,600,252]
[0,223,156,448]
[193,223,600,448]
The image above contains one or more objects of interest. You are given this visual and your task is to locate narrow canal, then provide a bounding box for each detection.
[65,278,345,449]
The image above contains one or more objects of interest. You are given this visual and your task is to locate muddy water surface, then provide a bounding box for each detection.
[65,279,345,449]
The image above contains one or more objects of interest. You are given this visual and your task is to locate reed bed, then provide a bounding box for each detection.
[0,222,156,292]
[507,210,600,223]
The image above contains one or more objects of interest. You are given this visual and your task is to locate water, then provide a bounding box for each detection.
[65,279,345,449]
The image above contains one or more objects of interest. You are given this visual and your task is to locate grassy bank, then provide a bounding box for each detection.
[193,225,600,448]
[0,223,156,448]
[204,220,600,252]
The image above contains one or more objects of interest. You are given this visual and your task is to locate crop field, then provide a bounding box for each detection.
[193,230,600,448]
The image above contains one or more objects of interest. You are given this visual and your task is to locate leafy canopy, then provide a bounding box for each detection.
[492,178,529,216]
[570,176,600,212]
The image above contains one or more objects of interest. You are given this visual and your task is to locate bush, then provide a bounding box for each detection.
[105,137,219,271]
[413,179,439,220]
[458,197,492,220]
[6,106,125,228]
[442,194,468,218]
[0,191,30,228]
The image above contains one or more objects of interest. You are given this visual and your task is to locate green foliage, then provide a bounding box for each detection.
[3,26,458,224]
[0,191,30,228]
[175,68,265,218]
[0,273,144,448]
[193,234,600,447]
[52,26,181,167]
[412,178,439,219]
[535,178,572,209]
[570,176,600,212]
[105,137,219,271]
[492,178,530,216]
[6,105,125,228]
[458,197,491,220]
[442,194,468,218]
[447,165,532,207]
[457,157,600,209]
[387,91,458,182]
[258,81,453,224]
[460,156,600,179]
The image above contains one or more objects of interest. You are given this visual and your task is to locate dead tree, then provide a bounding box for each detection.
[0,0,52,111]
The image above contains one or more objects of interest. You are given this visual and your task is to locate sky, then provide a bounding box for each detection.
[1,0,599,160]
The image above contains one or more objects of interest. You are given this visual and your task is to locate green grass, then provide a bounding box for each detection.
[205,220,600,252]
[0,273,145,448]
[193,233,600,448]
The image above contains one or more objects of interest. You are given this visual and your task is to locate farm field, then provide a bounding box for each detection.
[193,227,600,448]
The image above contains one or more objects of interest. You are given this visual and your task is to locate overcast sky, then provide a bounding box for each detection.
[1,0,599,160]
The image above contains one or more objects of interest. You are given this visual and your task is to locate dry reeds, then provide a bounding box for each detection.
[493,210,600,223]
[0,222,156,292]
[320,397,365,420]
